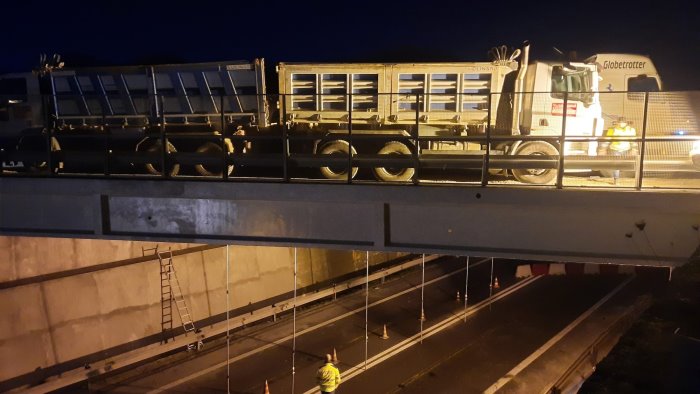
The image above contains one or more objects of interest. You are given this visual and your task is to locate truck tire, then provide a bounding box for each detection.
[194,140,234,177]
[144,140,180,176]
[319,140,358,180]
[488,142,510,177]
[511,141,558,184]
[373,141,414,182]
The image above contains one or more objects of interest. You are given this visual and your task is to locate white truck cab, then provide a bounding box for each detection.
[585,54,662,131]
[587,53,699,166]
[521,61,604,156]
[588,54,661,93]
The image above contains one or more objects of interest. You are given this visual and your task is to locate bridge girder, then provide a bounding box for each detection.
[1,177,698,267]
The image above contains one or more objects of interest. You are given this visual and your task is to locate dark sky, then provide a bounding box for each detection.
[2,0,699,89]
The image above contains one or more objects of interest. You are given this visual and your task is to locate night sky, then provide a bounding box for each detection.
[2,0,699,90]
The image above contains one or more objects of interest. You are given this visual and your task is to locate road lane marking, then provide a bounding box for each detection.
[483,275,634,394]
[150,258,489,393]
[301,274,542,394]
[24,254,441,394]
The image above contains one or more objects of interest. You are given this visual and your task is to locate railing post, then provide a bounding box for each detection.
[481,93,492,186]
[44,95,55,177]
[635,91,649,190]
[46,129,54,178]
[221,94,228,181]
[413,93,420,185]
[282,94,289,182]
[159,94,167,178]
[347,93,353,184]
[556,92,568,188]
[103,112,110,177]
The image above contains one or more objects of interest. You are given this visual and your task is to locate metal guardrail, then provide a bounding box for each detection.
[1,91,699,190]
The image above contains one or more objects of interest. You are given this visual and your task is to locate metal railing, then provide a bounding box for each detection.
[1,91,699,190]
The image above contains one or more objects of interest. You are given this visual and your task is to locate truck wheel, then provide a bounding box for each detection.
[194,140,234,176]
[319,140,358,180]
[488,142,509,176]
[144,140,180,176]
[30,136,63,174]
[373,141,414,182]
[511,141,558,184]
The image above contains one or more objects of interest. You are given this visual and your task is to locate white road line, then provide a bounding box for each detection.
[483,275,634,394]
[24,255,440,394]
[302,275,542,394]
[150,258,489,393]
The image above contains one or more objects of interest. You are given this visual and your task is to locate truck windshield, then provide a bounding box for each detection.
[550,66,593,103]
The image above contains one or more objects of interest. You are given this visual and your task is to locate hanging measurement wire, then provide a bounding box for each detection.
[364,250,369,370]
[489,257,494,311]
[226,245,230,394]
[420,253,425,343]
[464,256,470,322]
[291,248,298,393]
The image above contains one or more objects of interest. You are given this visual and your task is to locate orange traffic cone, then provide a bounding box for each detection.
[332,348,339,363]
[456,291,461,302]
[381,324,389,340]
[263,380,270,394]
[494,277,500,290]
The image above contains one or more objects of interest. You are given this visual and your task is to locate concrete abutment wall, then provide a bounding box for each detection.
[0,236,405,383]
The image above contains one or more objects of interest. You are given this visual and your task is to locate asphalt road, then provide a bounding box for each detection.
[98,258,628,394]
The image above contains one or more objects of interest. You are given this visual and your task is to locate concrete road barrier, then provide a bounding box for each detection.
[550,263,566,275]
[515,264,533,278]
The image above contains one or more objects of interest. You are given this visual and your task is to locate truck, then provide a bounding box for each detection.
[0,43,696,183]
[278,43,603,184]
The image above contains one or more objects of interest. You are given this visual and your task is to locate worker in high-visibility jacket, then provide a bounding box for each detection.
[604,119,637,183]
[317,354,341,393]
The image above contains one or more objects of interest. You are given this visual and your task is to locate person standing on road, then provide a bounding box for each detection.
[604,118,637,184]
[317,354,341,393]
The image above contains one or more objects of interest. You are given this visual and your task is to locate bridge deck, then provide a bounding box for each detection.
[1,176,698,266]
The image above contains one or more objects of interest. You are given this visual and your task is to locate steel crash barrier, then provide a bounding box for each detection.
[1,91,699,190]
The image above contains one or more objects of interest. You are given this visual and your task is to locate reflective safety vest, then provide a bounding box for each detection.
[317,362,341,392]
[606,125,636,152]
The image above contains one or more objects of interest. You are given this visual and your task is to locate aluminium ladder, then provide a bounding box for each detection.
[158,248,197,340]
[142,246,173,343]
[143,246,198,346]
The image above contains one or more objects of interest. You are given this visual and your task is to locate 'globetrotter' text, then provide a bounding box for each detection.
[602,60,646,69]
